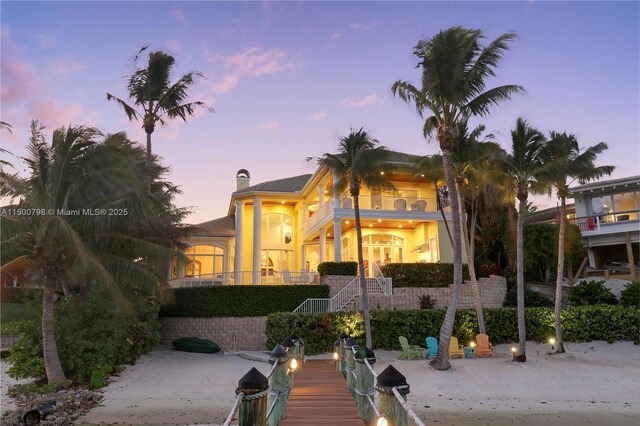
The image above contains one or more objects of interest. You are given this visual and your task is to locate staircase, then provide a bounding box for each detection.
[294,265,392,314]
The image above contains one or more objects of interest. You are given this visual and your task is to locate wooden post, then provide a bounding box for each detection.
[375,365,409,426]
[237,367,269,426]
[334,339,341,372]
[344,337,358,396]
[267,345,289,426]
[339,332,349,376]
[354,346,376,424]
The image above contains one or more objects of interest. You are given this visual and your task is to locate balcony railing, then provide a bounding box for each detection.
[167,270,318,287]
[569,209,639,233]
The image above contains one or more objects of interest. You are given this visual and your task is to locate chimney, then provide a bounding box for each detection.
[236,169,250,191]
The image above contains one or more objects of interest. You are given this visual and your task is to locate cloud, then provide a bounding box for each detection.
[50,58,86,79]
[339,94,381,108]
[211,74,239,94]
[216,47,301,77]
[172,8,186,23]
[34,32,56,49]
[329,33,342,42]
[258,121,279,131]
[350,22,377,30]
[165,39,183,54]
[307,112,327,121]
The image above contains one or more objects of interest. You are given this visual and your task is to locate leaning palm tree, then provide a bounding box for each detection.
[541,132,613,353]
[106,46,212,175]
[0,122,186,383]
[501,117,548,362]
[392,26,523,370]
[314,129,393,348]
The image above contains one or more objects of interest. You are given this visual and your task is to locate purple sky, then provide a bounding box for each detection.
[2,1,638,223]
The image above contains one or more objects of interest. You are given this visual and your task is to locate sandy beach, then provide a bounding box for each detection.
[3,341,639,425]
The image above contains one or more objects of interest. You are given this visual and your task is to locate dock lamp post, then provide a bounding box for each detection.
[511,347,517,360]
[548,337,556,352]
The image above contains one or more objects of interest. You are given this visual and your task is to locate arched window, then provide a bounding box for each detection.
[261,213,294,271]
[184,245,224,278]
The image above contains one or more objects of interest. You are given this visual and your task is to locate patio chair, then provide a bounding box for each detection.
[448,337,465,359]
[475,333,494,358]
[398,336,424,360]
[425,336,438,359]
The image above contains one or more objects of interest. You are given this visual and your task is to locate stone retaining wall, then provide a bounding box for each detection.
[320,275,357,297]
[160,317,268,351]
[1,335,19,348]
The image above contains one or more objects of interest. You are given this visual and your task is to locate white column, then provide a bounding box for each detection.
[333,218,342,261]
[319,230,326,264]
[333,173,340,207]
[252,198,262,284]
[318,184,325,206]
[234,200,245,283]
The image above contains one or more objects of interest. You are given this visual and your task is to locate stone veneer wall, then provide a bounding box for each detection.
[321,275,358,297]
[160,317,268,351]
[1,335,19,348]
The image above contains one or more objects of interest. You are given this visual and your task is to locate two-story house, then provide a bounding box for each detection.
[168,152,460,286]
[569,175,640,279]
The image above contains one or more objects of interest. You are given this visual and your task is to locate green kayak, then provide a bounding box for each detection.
[172,337,221,354]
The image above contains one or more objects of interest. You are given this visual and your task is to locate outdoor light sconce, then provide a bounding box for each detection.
[511,347,517,360]
[376,415,390,426]
[548,337,556,351]
[469,341,476,349]
[333,351,339,361]
[289,358,298,371]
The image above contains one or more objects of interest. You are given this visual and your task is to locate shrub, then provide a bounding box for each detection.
[570,280,618,306]
[318,262,358,277]
[503,286,554,307]
[380,263,470,287]
[265,305,640,354]
[160,285,330,317]
[0,288,41,303]
[478,263,503,278]
[418,294,435,309]
[620,282,640,308]
[6,284,160,386]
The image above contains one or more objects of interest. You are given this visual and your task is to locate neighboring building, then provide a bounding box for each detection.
[568,175,640,278]
[169,153,460,286]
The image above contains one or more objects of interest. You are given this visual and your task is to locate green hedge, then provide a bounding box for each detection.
[0,288,41,303]
[318,262,358,277]
[266,305,640,354]
[380,263,470,287]
[160,285,330,317]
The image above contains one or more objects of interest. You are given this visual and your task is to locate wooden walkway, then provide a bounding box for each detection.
[280,359,364,426]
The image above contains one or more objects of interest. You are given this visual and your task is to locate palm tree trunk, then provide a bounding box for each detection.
[353,194,373,348]
[436,182,454,246]
[457,184,486,334]
[42,280,66,383]
[554,195,567,353]
[430,146,463,371]
[515,196,527,362]
[145,131,152,192]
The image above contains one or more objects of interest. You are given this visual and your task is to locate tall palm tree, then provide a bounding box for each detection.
[314,129,393,348]
[392,26,523,370]
[541,132,613,353]
[0,122,187,383]
[501,117,548,362]
[106,46,212,176]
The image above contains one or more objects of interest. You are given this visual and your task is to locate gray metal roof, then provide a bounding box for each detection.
[191,215,235,237]
[569,175,640,196]
[233,174,313,195]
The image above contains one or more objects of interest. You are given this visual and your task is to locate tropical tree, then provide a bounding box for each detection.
[392,26,523,369]
[106,46,212,184]
[0,122,188,383]
[541,132,613,353]
[501,117,548,362]
[314,129,393,348]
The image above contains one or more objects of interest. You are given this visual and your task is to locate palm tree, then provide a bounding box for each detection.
[314,129,393,348]
[106,46,212,181]
[501,117,548,362]
[0,122,187,383]
[541,132,613,353]
[392,26,523,370]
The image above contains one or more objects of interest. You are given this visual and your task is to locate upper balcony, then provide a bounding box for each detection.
[302,195,447,235]
[569,209,639,236]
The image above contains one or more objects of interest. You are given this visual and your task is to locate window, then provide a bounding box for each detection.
[261,213,294,245]
[184,245,224,278]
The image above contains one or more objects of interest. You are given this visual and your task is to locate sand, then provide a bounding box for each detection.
[2,341,639,425]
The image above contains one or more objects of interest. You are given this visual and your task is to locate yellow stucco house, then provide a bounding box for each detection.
[169,152,459,286]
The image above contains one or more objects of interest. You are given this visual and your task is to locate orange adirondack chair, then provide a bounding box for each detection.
[475,333,494,357]
[448,337,464,359]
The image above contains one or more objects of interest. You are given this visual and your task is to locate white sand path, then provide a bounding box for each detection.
[3,341,639,425]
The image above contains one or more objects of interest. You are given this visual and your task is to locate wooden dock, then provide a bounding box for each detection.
[279,359,364,426]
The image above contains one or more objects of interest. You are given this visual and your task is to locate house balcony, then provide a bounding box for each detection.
[167,270,318,287]
[570,209,640,237]
[302,195,447,236]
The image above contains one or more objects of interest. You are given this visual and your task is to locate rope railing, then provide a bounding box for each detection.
[222,392,243,426]
[393,386,427,426]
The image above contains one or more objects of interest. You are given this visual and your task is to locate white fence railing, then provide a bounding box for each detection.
[293,276,392,314]
[167,270,317,288]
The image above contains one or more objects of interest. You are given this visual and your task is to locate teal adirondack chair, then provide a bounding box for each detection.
[425,336,438,359]
[398,336,424,360]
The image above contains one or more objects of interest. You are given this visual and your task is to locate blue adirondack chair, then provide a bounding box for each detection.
[425,336,438,359]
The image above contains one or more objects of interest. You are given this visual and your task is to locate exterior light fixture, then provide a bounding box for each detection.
[290,358,298,371]
[511,347,517,359]
[376,415,389,426]
[548,337,556,351]
[345,220,350,224]
[333,352,339,361]
[398,225,403,228]
[369,224,373,227]
[421,174,425,177]
[380,171,385,175]
[324,190,328,194]
[281,200,285,204]
[409,220,413,224]
[469,341,476,349]
[377,219,382,223]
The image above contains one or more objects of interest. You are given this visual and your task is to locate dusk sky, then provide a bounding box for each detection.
[2,1,638,224]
